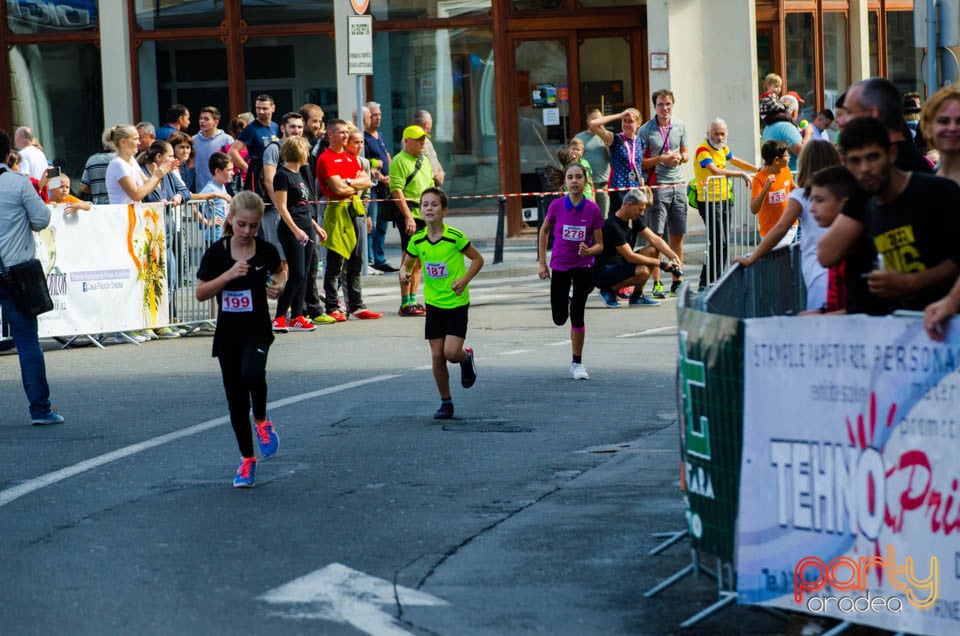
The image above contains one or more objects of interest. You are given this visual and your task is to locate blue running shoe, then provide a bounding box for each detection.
[629,293,661,306]
[255,419,279,459]
[598,288,621,308]
[434,402,454,420]
[233,457,256,488]
[31,411,65,426]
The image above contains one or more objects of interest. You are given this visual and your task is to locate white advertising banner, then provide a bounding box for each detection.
[36,203,169,337]
[737,315,960,635]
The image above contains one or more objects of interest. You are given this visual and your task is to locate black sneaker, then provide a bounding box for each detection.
[434,402,454,420]
[372,262,399,272]
[460,347,477,388]
[670,279,683,296]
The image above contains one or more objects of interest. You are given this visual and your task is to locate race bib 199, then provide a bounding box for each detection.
[222,289,254,312]
[562,224,587,241]
[424,262,448,279]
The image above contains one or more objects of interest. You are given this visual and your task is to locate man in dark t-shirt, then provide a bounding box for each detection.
[594,188,681,307]
[818,117,960,313]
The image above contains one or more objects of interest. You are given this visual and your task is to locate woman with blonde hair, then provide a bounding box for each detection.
[734,139,841,310]
[922,86,960,338]
[272,136,322,332]
[104,124,174,204]
[920,85,960,184]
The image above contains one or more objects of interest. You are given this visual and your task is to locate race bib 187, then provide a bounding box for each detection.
[424,262,449,279]
[222,289,254,312]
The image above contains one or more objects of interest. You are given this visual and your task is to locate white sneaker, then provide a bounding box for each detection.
[114,331,147,344]
[570,362,589,380]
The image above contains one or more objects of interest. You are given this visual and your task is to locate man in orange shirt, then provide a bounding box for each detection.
[750,140,796,245]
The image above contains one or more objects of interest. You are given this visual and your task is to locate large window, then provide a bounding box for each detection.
[869,12,879,77]
[823,13,848,113]
[886,11,923,96]
[7,0,98,33]
[138,40,228,133]
[241,0,332,25]
[243,36,337,119]
[10,43,104,178]
[372,0,491,20]
[372,28,496,205]
[785,13,815,105]
[135,0,223,30]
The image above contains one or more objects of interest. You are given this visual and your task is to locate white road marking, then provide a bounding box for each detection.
[498,349,532,355]
[259,562,449,636]
[0,374,400,508]
[546,340,571,346]
[617,325,677,338]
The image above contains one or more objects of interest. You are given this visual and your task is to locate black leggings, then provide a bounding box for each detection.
[550,267,594,329]
[217,341,270,458]
[276,221,315,319]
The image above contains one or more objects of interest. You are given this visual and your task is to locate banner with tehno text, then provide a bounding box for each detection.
[36,203,169,337]
[737,314,960,635]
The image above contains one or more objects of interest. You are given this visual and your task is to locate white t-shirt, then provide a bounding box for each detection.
[106,156,146,204]
[792,188,828,307]
[18,144,49,180]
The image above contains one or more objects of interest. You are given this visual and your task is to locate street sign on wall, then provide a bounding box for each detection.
[347,15,373,76]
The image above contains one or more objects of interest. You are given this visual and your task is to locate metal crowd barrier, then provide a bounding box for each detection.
[166,200,218,332]
[645,243,805,629]
[700,176,760,287]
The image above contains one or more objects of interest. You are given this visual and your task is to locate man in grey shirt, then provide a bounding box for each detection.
[575,108,611,216]
[639,88,688,297]
[0,129,64,425]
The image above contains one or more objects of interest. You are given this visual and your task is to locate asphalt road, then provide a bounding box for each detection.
[1,269,790,636]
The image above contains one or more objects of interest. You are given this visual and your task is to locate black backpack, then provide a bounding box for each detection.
[242,140,280,203]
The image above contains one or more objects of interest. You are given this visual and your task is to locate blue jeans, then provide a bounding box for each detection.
[368,200,388,265]
[0,285,52,419]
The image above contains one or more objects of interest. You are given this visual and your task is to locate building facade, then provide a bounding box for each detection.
[1,0,923,234]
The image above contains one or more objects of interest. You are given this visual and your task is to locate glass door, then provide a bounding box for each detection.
[515,38,569,196]
[578,34,634,121]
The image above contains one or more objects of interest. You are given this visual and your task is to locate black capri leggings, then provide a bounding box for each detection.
[217,340,270,458]
[550,267,594,329]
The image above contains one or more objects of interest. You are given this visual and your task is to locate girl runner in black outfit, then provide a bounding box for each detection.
[196,191,287,487]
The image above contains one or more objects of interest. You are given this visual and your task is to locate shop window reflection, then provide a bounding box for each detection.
[10,43,104,182]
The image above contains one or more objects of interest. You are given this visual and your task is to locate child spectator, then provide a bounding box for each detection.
[804,165,876,314]
[750,140,794,242]
[759,73,787,127]
[48,174,91,213]
[567,138,595,201]
[201,152,234,240]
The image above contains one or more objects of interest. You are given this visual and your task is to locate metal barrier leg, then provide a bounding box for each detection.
[678,590,737,628]
[648,529,688,556]
[643,562,696,598]
[59,334,105,350]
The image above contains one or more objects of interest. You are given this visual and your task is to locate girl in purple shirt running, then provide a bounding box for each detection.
[538,162,605,380]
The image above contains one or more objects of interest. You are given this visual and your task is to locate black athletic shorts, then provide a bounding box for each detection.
[424,303,469,340]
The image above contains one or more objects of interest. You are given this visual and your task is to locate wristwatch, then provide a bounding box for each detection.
[346,178,352,187]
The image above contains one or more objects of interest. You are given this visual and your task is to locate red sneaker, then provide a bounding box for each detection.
[617,286,635,299]
[411,303,426,316]
[398,305,416,316]
[288,315,317,331]
[327,310,347,322]
[272,316,289,333]
[350,309,383,320]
